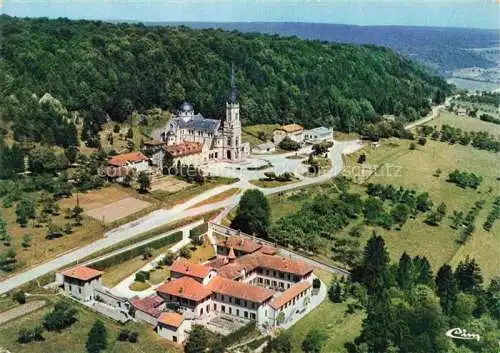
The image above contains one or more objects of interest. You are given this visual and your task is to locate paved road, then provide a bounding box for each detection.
[404,96,455,131]
[0,140,360,294]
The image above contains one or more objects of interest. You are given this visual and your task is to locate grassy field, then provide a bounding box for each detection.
[0,299,181,353]
[242,124,280,146]
[342,137,500,279]
[425,111,500,138]
[188,188,241,209]
[287,270,364,353]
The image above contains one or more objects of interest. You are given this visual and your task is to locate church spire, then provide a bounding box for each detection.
[230,63,237,104]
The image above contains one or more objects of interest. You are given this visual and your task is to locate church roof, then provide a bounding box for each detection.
[179,101,194,113]
[174,115,220,132]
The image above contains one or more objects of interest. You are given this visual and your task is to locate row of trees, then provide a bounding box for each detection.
[447,170,483,189]
[0,15,450,148]
[420,124,500,153]
[483,196,500,232]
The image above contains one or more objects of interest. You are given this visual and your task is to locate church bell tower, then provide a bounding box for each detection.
[224,64,242,160]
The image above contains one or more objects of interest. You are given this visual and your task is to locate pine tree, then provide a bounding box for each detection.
[435,264,458,315]
[86,320,107,353]
[396,252,415,291]
[455,256,483,294]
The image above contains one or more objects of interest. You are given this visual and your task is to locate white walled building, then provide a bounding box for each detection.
[273,124,305,144]
[157,312,191,344]
[106,152,150,182]
[58,265,103,302]
[304,127,334,143]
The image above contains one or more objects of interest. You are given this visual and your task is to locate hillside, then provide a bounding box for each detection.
[170,22,499,76]
[0,15,450,148]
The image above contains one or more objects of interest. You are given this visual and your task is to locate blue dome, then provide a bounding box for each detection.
[179,102,194,113]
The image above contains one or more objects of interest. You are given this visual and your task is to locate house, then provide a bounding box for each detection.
[252,142,276,154]
[273,124,305,144]
[142,140,166,168]
[106,152,150,182]
[216,236,277,258]
[57,265,103,302]
[129,294,166,326]
[157,312,191,343]
[456,107,467,116]
[170,258,217,285]
[268,281,312,325]
[165,142,206,168]
[303,127,334,143]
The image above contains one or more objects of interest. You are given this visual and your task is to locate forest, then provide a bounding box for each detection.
[0,15,451,148]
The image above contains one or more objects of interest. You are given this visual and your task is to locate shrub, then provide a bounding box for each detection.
[357,154,366,164]
[189,223,208,239]
[135,271,150,283]
[13,290,26,304]
[279,137,301,151]
[128,331,139,343]
[117,329,130,341]
[43,300,77,331]
[312,278,321,289]
[409,142,416,150]
[18,325,44,343]
[418,137,427,146]
[162,251,176,266]
[179,246,191,259]
[221,321,256,347]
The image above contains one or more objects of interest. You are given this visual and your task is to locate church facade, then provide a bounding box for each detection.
[160,69,250,165]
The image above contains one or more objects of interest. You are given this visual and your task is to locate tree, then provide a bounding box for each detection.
[396,252,415,292]
[21,233,33,248]
[328,281,343,303]
[162,251,176,266]
[13,290,26,304]
[86,320,107,353]
[302,328,327,353]
[0,248,17,272]
[231,189,271,236]
[278,137,301,151]
[137,171,151,193]
[64,146,79,164]
[391,203,410,225]
[352,232,392,294]
[15,199,36,227]
[418,137,427,146]
[409,142,416,150]
[184,325,208,353]
[263,333,291,353]
[455,256,483,294]
[435,264,458,315]
[43,300,77,331]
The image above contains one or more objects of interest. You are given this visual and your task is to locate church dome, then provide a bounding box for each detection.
[179,101,194,113]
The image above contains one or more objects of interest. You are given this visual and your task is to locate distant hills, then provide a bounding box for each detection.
[158,22,499,77]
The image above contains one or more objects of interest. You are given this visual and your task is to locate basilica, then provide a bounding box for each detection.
[157,69,250,166]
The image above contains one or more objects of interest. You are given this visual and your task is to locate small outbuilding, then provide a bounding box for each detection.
[156,312,191,343]
[273,124,304,144]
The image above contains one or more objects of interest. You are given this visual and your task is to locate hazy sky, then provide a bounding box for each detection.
[2,0,499,29]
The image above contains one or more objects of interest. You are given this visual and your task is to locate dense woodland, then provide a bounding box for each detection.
[0,15,451,150]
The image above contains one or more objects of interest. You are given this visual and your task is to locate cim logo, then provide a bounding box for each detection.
[445,328,480,342]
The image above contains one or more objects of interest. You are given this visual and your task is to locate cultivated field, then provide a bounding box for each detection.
[85,197,151,223]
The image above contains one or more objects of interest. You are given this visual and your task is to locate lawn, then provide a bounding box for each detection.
[425,111,500,138]
[0,299,181,353]
[187,237,216,264]
[287,297,364,353]
[249,178,299,188]
[189,188,241,209]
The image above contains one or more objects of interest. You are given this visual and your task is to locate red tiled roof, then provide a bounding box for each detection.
[158,312,184,328]
[61,265,103,281]
[165,142,203,157]
[108,152,149,166]
[217,236,262,254]
[276,124,304,133]
[228,247,236,260]
[207,276,275,303]
[129,295,164,318]
[258,245,277,255]
[204,256,229,270]
[217,254,314,280]
[157,277,212,302]
[270,281,311,309]
[170,259,212,279]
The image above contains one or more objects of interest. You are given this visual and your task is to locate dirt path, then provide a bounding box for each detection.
[0,300,46,326]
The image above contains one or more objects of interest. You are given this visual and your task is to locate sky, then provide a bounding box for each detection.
[1,0,499,30]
